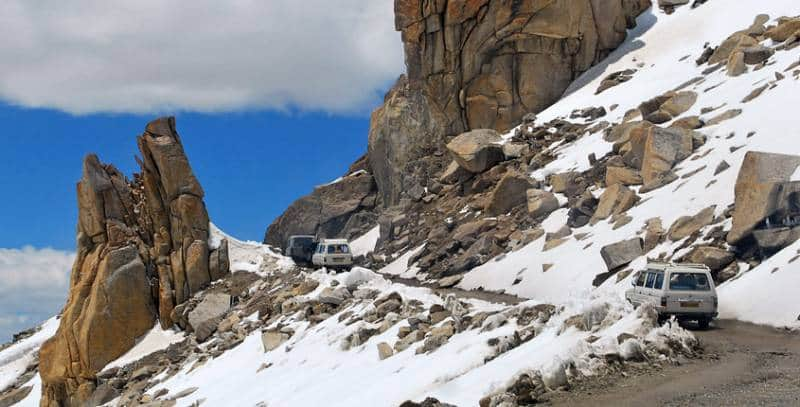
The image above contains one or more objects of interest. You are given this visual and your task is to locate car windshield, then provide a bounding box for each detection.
[668,272,711,291]
[326,244,350,254]
[293,237,314,247]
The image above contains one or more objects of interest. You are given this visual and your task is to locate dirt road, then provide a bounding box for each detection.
[546,319,800,406]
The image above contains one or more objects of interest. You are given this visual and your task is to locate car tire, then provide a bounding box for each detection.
[698,318,710,330]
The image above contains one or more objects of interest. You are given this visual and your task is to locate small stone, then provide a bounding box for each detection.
[377,342,394,360]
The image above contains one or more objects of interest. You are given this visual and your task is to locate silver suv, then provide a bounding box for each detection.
[626,262,718,329]
[311,239,353,271]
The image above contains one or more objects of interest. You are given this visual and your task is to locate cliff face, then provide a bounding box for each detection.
[370,0,652,206]
[39,117,230,407]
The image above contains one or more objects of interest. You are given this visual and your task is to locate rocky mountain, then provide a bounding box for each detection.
[3,1,800,407]
[266,0,652,243]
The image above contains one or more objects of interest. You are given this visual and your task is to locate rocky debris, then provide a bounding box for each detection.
[0,386,32,407]
[638,91,697,124]
[502,143,530,159]
[567,193,599,228]
[726,51,747,76]
[485,172,533,216]
[658,0,689,14]
[670,116,704,130]
[601,238,644,271]
[728,151,800,244]
[527,190,560,218]
[261,331,290,352]
[319,286,352,306]
[643,218,666,252]
[668,206,717,241]
[714,160,731,175]
[765,17,800,43]
[640,127,695,188]
[606,166,643,186]
[377,342,394,360]
[596,69,637,94]
[39,117,231,407]
[741,84,769,103]
[705,109,742,126]
[399,397,456,407]
[446,130,505,173]
[753,226,800,254]
[264,167,378,247]
[684,246,735,273]
[592,184,640,223]
[187,293,231,342]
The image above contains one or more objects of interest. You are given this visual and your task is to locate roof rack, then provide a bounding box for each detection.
[645,261,710,270]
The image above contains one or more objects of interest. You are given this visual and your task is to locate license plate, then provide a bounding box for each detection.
[681,301,700,308]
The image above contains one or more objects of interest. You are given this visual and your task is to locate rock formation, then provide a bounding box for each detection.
[369,0,652,206]
[39,117,229,407]
[264,157,379,248]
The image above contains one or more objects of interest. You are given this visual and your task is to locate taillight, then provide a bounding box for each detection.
[713,297,718,307]
[660,296,667,307]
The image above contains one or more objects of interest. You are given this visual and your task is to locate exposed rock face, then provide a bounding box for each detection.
[367,0,652,206]
[728,151,800,244]
[264,168,378,248]
[40,117,229,407]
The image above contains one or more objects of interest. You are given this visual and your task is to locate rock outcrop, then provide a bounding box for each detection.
[369,0,652,206]
[264,163,378,248]
[39,117,229,407]
[728,151,800,245]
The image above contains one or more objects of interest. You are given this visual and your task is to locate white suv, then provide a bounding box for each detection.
[626,262,718,329]
[312,239,353,271]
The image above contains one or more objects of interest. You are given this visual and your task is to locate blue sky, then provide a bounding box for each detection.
[0,0,402,341]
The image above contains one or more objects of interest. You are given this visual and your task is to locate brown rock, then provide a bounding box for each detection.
[40,118,228,407]
[640,127,694,187]
[485,172,534,215]
[709,32,758,65]
[605,166,643,186]
[726,51,747,77]
[765,18,800,42]
[684,246,735,272]
[600,238,643,271]
[446,129,505,173]
[527,189,560,218]
[592,184,640,223]
[668,206,716,241]
[660,91,697,117]
[728,151,800,244]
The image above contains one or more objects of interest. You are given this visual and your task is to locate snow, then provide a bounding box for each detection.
[102,324,185,371]
[377,245,425,279]
[147,269,679,407]
[460,0,800,327]
[350,226,380,257]
[0,317,58,393]
[718,239,800,329]
[210,223,293,275]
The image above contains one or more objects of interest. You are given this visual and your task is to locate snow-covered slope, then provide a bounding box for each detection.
[451,0,800,329]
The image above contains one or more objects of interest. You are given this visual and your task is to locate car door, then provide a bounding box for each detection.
[641,272,659,306]
[629,271,647,306]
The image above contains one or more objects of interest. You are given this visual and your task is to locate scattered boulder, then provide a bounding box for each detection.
[188,293,231,334]
[741,45,774,65]
[567,193,599,228]
[606,166,643,186]
[502,143,530,159]
[668,206,716,241]
[765,17,800,42]
[705,109,742,126]
[592,184,640,223]
[726,51,747,76]
[640,127,694,188]
[527,190,560,218]
[261,331,290,352]
[485,172,534,216]
[660,91,698,117]
[684,246,735,272]
[446,130,505,173]
[709,32,758,65]
[601,238,644,270]
[319,287,351,306]
[0,386,32,407]
[377,342,394,360]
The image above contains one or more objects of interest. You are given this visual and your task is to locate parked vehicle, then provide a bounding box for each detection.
[312,239,353,271]
[625,262,718,329]
[285,235,317,265]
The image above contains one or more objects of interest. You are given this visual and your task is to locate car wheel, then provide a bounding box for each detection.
[698,318,710,330]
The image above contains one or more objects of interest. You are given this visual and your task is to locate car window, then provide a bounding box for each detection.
[654,272,664,289]
[636,272,647,287]
[327,244,350,254]
[645,272,656,288]
[669,272,711,291]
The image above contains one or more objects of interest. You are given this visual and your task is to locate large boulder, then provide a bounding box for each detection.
[446,129,504,173]
[591,184,640,223]
[640,127,694,188]
[728,152,800,244]
[485,172,534,215]
[40,118,229,407]
[601,238,643,271]
[684,246,735,272]
[668,206,716,241]
[264,170,377,248]
[527,189,560,218]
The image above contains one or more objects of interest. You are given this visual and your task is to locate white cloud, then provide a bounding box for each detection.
[0,247,74,342]
[0,0,404,115]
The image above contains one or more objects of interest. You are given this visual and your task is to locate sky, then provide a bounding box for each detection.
[0,0,403,342]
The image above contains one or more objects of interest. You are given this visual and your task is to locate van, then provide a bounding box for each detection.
[312,239,353,271]
[625,262,718,329]
[286,235,317,265]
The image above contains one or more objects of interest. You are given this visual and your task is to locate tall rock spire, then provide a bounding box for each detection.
[39,117,230,407]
